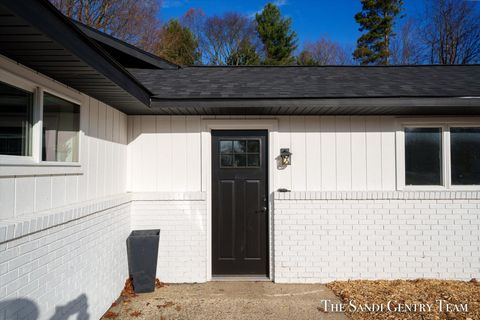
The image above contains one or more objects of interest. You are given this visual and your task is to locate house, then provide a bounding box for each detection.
[0,0,479,319]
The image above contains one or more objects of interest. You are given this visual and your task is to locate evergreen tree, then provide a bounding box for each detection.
[226,40,261,65]
[296,50,317,65]
[353,0,403,65]
[156,19,200,65]
[255,3,298,65]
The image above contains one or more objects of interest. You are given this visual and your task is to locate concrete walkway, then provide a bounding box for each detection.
[102,281,348,320]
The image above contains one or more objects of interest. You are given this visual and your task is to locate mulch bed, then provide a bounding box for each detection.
[326,279,479,320]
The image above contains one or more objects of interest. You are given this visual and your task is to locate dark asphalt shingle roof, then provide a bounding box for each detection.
[128,65,480,100]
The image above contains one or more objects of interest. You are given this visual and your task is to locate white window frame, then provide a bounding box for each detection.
[396,117,480,190]
[0,67,83,176]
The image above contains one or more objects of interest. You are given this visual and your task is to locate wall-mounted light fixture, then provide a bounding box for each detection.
[280,148,292,166]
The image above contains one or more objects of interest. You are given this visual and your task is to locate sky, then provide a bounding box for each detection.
[158,0,427,48]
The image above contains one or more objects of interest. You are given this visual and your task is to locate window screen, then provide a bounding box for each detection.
[219,139,260,168]
[405,127,442,185]
[451,127,480,185]
[0,81,32,156]
[42,93,80,162]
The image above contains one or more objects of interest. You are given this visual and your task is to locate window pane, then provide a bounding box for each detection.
[233,140,246,153]
[247,154,260,167]
[42,93,80,162]
[219,140,232,154]
[220,154,233,167]
[234,154,246,167]
[451,127,480,185]
[247,140,260,153]
[405,128,442,185]
[0,81,32,156]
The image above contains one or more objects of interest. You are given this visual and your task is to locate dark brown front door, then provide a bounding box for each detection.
[212,130,268,276]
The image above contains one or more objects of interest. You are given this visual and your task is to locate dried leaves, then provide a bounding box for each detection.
[129,310,142,317]
[103,311,118,319]
[121,278,137,298]
[155,278,165,289]
[327,279,480,320]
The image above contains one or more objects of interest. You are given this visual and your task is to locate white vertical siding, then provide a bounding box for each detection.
[127,115,203,192]
[128,115,397,193]
[350,116,367,190]
[305,116,321,190]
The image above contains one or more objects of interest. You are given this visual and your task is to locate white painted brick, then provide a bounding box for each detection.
[274,194,480,283]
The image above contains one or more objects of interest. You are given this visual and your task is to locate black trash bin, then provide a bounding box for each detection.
[126,229,160,293]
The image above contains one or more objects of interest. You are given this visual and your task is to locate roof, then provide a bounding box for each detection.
[126,65,480,115]
[0,0,153,114]
[129,65,480,99]
[73,20,179,70]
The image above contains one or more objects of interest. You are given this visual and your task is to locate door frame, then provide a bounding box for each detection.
[201,119,278,281]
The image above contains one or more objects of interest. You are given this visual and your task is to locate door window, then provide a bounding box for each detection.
[219,139,260,168]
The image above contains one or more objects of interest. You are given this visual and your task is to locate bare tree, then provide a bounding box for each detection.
[182,10,260,65]
[390,18,423,64]
[49,0,161,52]
[297,37,352,65]
[422,0,480,64]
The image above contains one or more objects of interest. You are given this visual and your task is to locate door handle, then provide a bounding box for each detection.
[260,206,267,213]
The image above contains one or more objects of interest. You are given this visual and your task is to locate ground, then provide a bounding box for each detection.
[327,279,479,320]
[101,281,348,320]
[101,280,479,320]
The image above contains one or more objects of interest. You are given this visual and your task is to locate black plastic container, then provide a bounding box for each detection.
[126,229,160,293]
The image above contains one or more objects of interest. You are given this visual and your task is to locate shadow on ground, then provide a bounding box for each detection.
[0,294,89,320]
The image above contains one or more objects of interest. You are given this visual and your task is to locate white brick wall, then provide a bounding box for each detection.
[273,191,480,283]
[130,193,207,283]
[0,197,131,320]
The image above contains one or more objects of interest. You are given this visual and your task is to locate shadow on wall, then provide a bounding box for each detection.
[0,294,90,320]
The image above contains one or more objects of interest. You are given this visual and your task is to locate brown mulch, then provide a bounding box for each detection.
[326,279,479,320]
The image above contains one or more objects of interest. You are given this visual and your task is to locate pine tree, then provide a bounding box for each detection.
[255,3,298,65]
[226,40,261,66]
[156,20,200,65]
[353,0,403,65]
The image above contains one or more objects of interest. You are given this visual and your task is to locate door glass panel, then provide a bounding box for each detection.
[233,140,246,153]
[219,139,261,168]
[405,127,442,185]
[220,140,233,154]
[247,154,260,166]
[451,127,480,185]
[234,154,246,167]
[247,140,260,153]
[220,154,233,167]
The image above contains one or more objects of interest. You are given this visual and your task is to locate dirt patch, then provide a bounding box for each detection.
[326,279,480,320]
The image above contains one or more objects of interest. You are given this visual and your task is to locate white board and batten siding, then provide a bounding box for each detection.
[127,115,397,193]
[0,54,128,219]
[127,116,202,192]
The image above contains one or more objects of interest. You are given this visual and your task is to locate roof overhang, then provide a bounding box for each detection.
[73,21,179,70]
[0,0,153,113]
[148,97,480,115]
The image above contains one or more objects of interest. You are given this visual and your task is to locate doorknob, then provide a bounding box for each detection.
[261,206,267,212]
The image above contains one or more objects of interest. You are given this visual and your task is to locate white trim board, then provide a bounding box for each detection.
[201,119,278,281]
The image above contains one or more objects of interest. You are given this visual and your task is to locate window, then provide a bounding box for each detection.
[219,139,260,168]
[42,93,80,162]
[400,123,480,189]
[0,81,33,156]
[404,128,442,185]
[451,127,480,185]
